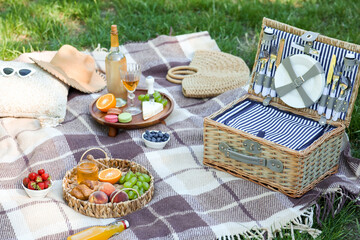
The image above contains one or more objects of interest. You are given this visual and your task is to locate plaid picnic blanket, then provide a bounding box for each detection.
[1,31,359,240]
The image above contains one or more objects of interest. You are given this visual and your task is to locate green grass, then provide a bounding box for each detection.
[276,197,360,240]
[1,0,359,238]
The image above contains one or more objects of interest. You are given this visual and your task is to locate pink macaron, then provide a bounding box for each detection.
[104,114,118,123]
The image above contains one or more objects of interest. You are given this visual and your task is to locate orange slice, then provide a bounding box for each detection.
[98,168,122,184]
[96,93,116,112]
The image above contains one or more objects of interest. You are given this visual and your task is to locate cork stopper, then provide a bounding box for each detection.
[111,25,118,35]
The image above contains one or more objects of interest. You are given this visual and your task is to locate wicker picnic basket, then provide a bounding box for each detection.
[62,148,154,218]
[203,18,360,198]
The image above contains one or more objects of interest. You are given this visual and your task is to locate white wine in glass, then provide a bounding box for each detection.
[120,63,142,115]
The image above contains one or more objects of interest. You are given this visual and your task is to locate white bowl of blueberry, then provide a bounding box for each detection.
[142,130,170,149]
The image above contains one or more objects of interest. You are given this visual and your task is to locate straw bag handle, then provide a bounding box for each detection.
[219,142,283,173]
[80,147,109,169]
[166,66,198,84]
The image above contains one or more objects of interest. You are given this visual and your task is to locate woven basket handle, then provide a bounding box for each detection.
[110,188,140,203]
[166,66,198,84]
[79,147,109,169]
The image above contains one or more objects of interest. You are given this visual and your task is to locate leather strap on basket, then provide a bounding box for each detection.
[166,66,198,84]
[276,57,324,107]
[219,142,283,173]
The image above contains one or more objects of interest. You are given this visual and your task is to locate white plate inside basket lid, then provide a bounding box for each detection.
[274,54,325,108]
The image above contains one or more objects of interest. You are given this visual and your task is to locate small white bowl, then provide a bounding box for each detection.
[142,131,170,149]
[22,180,53,198]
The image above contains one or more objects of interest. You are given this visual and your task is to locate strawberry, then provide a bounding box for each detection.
[41,173,50,181]
[43,180,51,189]
[37,182,45,190]
[38,169,45,175]
[23,177,30,187]
[28,172,37,181]
[35,175,43,183]
[28,181,36,190]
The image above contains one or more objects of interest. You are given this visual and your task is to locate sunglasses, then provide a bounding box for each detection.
[0,67,36,78]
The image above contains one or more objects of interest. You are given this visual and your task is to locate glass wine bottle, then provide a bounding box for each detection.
[105,25,127,107]
[67,220,129,240]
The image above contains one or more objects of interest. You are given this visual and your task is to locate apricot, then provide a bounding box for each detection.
[99,182,116,197]
[110,190,129,203]
[88,191,108,204]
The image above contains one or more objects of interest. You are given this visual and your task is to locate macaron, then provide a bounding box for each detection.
[107,108,122,115]
[104,114,118,123]
[118,113,132,123]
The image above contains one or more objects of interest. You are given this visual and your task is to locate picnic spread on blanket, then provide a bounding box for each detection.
[0,18,360,240]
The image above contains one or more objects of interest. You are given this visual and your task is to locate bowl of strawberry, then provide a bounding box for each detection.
[22,169,53,198]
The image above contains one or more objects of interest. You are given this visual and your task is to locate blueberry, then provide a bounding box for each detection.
[145,130,150,135]
[164,133,169,138]
[151,138,156,142]
[157,137,161,142]
[158,132,163,138]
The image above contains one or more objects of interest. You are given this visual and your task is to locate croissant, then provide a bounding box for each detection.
[80,180,99,190]
[70,184,94,200]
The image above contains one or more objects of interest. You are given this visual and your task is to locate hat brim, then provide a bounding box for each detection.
[30,58,106,93]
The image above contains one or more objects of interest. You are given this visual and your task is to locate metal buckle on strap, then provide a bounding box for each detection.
[294,75,305,87]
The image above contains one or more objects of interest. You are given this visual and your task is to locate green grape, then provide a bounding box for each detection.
[133,194,138,199]
[132,185,139,191]
[125,171,133,181]
[129,176,137,186]
[134,189,140,197]
[138,94,145,101]
[144,94,150,101]
[161,99,168,107]
[124,181,133,188]
[153,91,161,99]
[136,172,142,176]
[139,188,144,196]
[119,175,126,184]
[142,174,151,183]
[143,182,150,191]
[154,95,162,103]
[138,175,145,182]
[136,181,143,187]
[128,191,135,200]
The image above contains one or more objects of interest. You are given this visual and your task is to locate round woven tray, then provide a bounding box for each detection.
[62,148,154,218]
[166,50,250,98]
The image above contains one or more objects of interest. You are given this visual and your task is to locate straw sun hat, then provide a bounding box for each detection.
[31,45,106,93]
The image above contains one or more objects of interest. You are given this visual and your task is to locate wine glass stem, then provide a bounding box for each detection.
[128,91,135,107]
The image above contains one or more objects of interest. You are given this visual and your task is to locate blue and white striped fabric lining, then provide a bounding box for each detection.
[213,100,335,151]
[254,26,359,120]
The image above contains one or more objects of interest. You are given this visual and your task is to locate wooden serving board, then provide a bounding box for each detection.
[89,89,174,137]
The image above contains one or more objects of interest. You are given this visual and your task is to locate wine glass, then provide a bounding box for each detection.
[120,63,142,115]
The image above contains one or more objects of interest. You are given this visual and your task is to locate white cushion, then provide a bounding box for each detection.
[0,61,68,127]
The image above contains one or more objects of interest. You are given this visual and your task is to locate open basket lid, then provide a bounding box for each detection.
[248,17,360,128]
